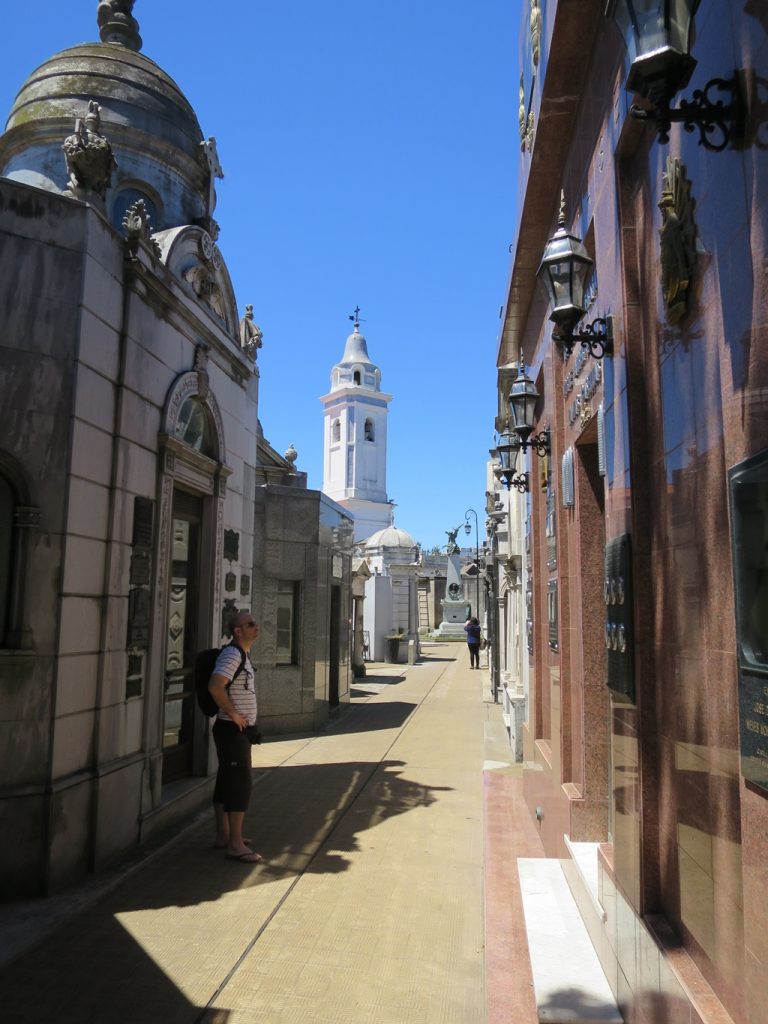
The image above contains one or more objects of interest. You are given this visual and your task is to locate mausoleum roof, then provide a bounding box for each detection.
[365,526,418,551]
[0,2,211,233]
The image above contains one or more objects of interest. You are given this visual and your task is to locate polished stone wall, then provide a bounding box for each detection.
[509,1,767,1021]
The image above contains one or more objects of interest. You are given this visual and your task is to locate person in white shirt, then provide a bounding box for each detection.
[209,610,262,863]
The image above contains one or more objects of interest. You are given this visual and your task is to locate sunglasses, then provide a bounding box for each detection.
[239,620,258,628]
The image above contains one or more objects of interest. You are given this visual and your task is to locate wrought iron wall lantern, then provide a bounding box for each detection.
[495,431,529,493]
[537,194,613,360]
[606,0,745,151]
[509,354,552,455]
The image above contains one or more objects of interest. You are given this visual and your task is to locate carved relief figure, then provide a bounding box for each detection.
[519,75,527,149]
[62,101,117,200]
[658,157,697,324]
[530,0,541,67]
[239,304,263,360]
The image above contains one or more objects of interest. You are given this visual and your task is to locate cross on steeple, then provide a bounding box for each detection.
[348,306,365,329]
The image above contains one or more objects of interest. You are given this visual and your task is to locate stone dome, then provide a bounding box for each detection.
[340,327,374,368]
[0,10,211,233]
[365,526,418,551]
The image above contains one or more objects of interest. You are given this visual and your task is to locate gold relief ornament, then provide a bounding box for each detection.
[518,74,535,152]
[659,156,697,324]
[530,0,541,67]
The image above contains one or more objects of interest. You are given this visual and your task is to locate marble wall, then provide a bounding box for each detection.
[509,1,768,1021]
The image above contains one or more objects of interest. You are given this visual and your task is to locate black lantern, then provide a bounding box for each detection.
[537,194,612,359]
[536,194,592,338]
[496,430,528,493]
[608,0,745,151]
[508,353,551,456]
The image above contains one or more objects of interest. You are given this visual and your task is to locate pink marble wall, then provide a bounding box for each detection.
[516,2,767,1021]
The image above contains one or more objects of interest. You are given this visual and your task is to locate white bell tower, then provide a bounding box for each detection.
[320,311,393,542]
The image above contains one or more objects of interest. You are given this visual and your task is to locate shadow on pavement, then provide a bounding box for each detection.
[0,758,452,1024]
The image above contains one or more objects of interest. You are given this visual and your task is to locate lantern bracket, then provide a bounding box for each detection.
[631,72,745,152]
[554,316,613,360]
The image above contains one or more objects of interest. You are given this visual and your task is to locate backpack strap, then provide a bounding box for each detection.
[218,643,248,688]
[231,647,247,683]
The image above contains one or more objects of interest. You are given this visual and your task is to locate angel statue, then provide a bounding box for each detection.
[445,526,461,555]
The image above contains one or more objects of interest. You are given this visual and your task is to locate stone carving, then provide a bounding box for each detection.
[183,265,225,320]
[62,101,117,201]
[530,0,541,67]
[199,231,222,270]
[194,344,210,400]
[200,137,224,239]
[239,305,264,360]
[122,198,161,258]
[98,0,142,51]
[659,156,697,324]
[284,443,298,465]
[518,74,534,152]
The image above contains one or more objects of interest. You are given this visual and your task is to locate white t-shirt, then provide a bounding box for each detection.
[213,644,257,725]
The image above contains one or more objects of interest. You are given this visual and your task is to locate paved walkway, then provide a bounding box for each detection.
[0,644,545,1024]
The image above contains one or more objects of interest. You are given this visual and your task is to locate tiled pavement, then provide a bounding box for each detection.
[0,644,545,1024]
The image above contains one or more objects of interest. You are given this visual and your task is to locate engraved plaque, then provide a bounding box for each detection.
[224,529,239,563]
[225,571,237,593]
[128,588,151,649]
[130,551,151,586]
[240,575,250,597]
[133,497,154,549]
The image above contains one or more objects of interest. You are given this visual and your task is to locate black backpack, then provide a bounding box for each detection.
[194,644,247,717]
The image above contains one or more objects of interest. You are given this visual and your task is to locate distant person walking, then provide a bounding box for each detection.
[209,610,262,863]
[464,616,481,669]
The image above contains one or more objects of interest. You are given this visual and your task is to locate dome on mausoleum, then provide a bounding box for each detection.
[365,526,418,552]
[0,1,213,234]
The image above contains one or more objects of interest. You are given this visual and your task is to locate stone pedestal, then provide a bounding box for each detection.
[438,551,470,636]
[438,599,471,636]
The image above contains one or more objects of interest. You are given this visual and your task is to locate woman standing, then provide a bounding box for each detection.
[464,617,481,669]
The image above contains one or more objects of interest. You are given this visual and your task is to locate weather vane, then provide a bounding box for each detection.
[348,305,365,327]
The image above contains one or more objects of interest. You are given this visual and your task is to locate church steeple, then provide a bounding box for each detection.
[320,312,393,543]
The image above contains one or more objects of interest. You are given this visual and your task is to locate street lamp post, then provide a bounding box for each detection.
[464,508,480,621]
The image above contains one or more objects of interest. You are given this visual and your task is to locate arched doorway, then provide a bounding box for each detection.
[154,359,230,784]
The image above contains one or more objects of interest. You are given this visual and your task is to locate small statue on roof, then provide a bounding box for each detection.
[239,305,263,360]
[62,100,117,202]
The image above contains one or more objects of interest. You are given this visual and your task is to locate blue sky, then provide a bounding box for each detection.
[2,1,521,552]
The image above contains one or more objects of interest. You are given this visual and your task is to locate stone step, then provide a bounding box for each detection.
[518,858,623,1024]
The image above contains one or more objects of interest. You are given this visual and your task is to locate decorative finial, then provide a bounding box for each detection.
[558,190,566,227]
[348,305,364,330]
[284,443,298,466]
[518,348,525,375]
[97,1,142,52]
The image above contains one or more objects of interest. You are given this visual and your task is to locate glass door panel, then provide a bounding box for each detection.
[162,494,202,783]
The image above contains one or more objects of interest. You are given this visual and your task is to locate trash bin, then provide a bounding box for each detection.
[385,635,402,663]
